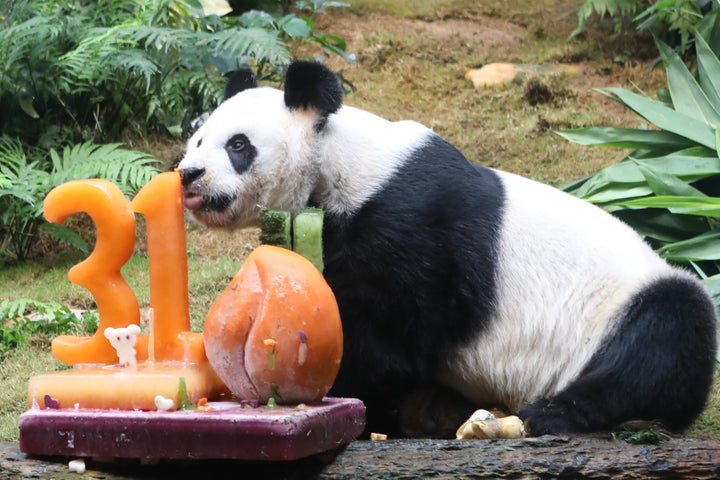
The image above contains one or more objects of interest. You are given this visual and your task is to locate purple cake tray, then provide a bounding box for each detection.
[19,397,365,461]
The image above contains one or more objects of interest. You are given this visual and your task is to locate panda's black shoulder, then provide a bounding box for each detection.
[335,133,506,242]
[322,133,506,385]
[382,134,505,221]
[323,132,506,266]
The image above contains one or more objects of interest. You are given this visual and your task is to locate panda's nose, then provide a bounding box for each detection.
[180,167,205,186]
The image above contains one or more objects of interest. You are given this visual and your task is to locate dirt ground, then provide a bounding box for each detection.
[313,3,663,114]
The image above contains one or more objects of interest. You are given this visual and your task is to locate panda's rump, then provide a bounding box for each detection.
[440,170,676,410]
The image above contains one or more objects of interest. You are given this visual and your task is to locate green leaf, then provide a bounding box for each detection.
[695,34,720,113]
[39,222,89,254]
[701,273,720,358]
[572,153,720,197]
[586,185,654,204]
[633,158,705,197]
[556,127,696,150]
[277,14,311,39]
[657,39,720,128]
[614,208,707,243]
[657,230,720,261]
[312,33,354,63]
[696,8,720,55]
[47,142,158,196]
[702,274,720,297]
[238,10,275,29]
[178,377,190,410]
[616,195,720,216]
[600,87,717,149]
[198,27,289,66]
[18,95,40,119]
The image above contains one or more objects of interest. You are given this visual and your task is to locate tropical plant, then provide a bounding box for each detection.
[0,298,98,361]
[0,0,352,262]
[559,10,720,307]
[0,136,158,262]
[572,0,719,53]
[0,0,353,144]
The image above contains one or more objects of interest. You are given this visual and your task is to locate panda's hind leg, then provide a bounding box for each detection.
[518,274,717,435]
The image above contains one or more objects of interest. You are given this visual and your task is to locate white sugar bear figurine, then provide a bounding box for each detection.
[104,324,141,366]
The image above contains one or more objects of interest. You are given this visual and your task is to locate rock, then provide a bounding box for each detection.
[466,63,578,88]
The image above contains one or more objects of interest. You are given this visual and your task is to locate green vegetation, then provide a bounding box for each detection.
[560,11,720,335]
[0,0,351,263]
[0,138,158,261]
[0,0,350,144]
[612,426,671,444]
[0,347,57,441]
[572,0,720,53]
[260,209,293,250]
[0,299,98,360]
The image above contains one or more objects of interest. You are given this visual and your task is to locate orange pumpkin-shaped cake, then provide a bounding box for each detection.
[204,245,343,404]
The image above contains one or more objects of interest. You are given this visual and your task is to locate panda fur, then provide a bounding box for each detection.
[178,60,717,437]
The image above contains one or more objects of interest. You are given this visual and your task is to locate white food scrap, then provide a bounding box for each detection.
[68,459,86,474]
[154,394,175,412]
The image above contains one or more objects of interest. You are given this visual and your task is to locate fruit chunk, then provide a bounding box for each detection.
[259,209,292,250]
[259,208,325,272]
[293,208,324,272]
[203,245,342,404]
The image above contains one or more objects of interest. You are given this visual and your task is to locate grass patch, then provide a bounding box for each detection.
[688,373,720,439]
[0,242,246,334]
[0,346,58,441]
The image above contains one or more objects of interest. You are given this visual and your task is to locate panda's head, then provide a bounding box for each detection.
[177,61,343,228]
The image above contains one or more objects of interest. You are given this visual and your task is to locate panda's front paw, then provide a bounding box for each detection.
[397,387,477,438]
[518,400,578,436]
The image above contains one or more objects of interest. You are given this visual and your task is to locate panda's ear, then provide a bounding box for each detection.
[224,66,258,100]
[284,61,343,128]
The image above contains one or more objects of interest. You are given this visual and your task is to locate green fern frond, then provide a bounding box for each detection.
[39,222,89,255]
[0,15,65,45]
[197,27,290,66]
[112,49,161,92]
[0,137,48,205]
[49,142,159,196]
[59,26,132,89]
[0,15,66,72]
[0,136,27,174]
[116,25,196,54]
[0,174,10,190]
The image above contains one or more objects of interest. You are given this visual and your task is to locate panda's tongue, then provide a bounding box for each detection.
[183,192,204,210]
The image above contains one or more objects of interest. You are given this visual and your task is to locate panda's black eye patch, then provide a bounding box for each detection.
[226,134,247,152]
[225,134,257,174]
[229,138,245,152]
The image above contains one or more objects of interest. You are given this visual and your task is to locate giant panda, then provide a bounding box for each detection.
[178,60,717,438]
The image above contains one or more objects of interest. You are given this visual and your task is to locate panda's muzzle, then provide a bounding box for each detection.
[180,167,205,186]
[180,167,205,210]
